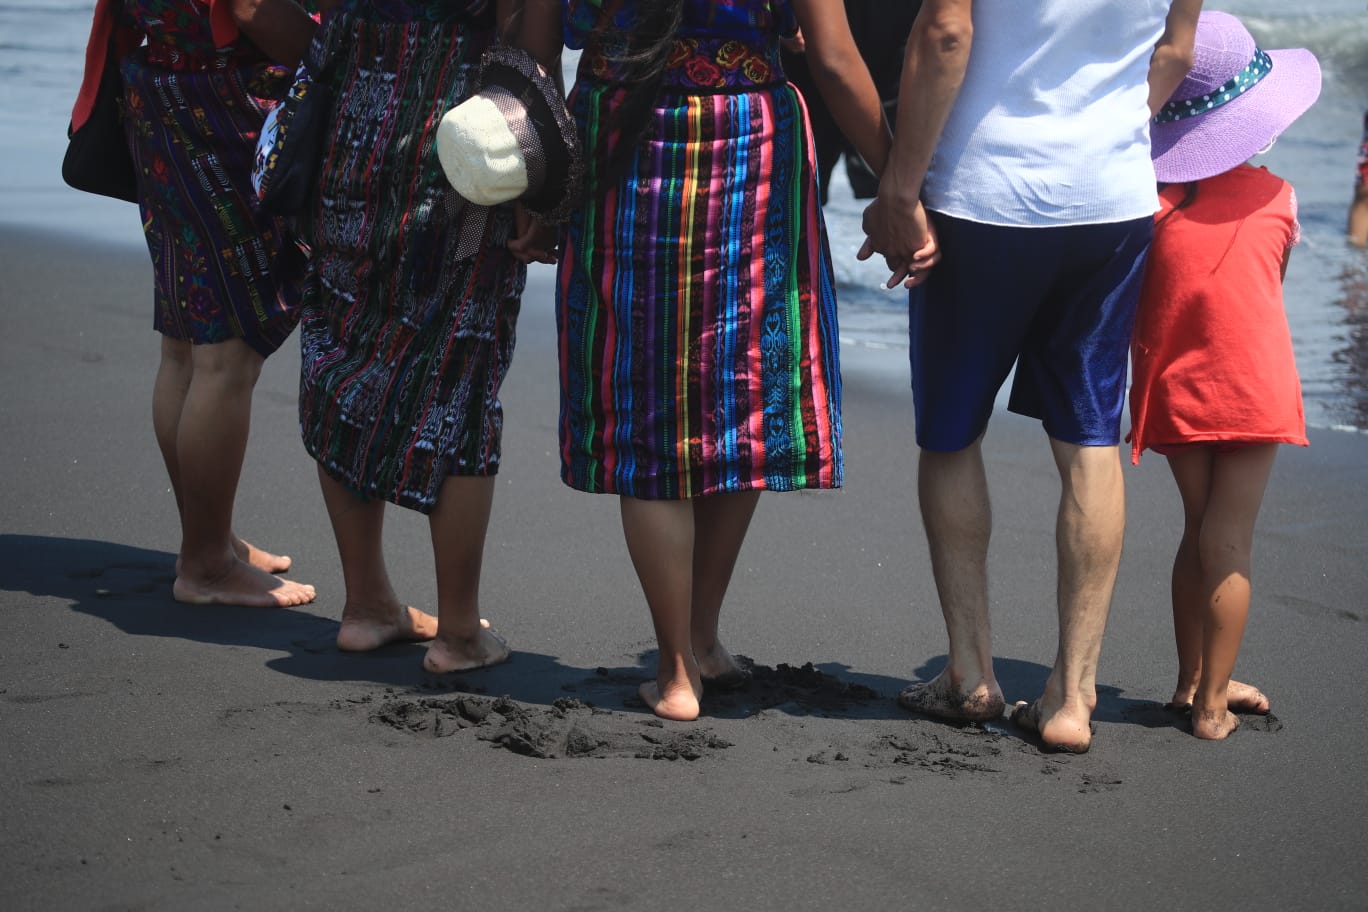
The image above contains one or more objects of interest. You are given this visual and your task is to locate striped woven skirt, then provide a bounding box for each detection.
[297,15,525,513]
[557,80,843,500]
[121,53,302,357]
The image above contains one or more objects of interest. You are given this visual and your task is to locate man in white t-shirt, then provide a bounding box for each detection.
[860,0,1202,753]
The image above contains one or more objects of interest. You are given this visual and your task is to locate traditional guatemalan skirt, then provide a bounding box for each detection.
[120,0,302,357]
[557,27,843,500]
[297,2,525,514]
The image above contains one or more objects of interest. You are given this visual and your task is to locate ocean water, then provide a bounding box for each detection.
[2,0,1367,430]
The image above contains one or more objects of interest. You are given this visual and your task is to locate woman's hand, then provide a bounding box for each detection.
[858,195,941,289]
[507,204,559,265]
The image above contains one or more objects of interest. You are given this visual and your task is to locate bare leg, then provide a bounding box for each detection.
[1164,450,1271,715]
[422,475,509,674]
[315,466,438,651]
[1172,445,1277,740]
[1348,181,1368,247]
[690,490,761,685]
[1012,440,1124,753]
[620,496,702,721]
[170,339,314,607]
[901,437,1005,722]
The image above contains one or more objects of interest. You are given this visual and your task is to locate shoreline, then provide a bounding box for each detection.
[2,226,1366,909]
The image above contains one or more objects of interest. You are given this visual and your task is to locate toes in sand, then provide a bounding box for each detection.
[421,625,510,676]
[1226,680,1270,714]
[897,674,1005,723]
[696,641,751,691]
[1010,699,1094,754]
[337,605,439,652]
[640,679,702,722]
[233,536,292,574]
[173,559,316,608]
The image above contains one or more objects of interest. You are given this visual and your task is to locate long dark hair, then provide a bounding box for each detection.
[1154,181,1198,231]
[590,0,684,188]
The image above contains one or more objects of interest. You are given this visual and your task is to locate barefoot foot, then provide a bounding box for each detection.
[337,604,438,652]
[695,640,751,691]
[233,535,292,574]
[173,558,316,608]
[1010,698,1094,753]
[640,678,702,722]
[1190,705,1240,740]
[1167,679,1269,715]
[421,623,510,675]
[897,672,1005,723]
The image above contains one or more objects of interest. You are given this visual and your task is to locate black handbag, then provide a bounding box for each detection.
[62,21,138,204]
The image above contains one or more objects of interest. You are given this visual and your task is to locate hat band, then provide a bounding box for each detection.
[1153,48,1272,125]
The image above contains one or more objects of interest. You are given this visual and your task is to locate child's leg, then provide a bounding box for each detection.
[690,490,762,686]
[1165,448,1213,708]
[1183,445,1278,739]
[315,466,438,652]
[424,474,509,673]
[619,496,702,721]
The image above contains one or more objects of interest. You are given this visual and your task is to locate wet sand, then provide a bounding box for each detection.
[2,226,1366,909]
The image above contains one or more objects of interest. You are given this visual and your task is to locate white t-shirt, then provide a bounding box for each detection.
[923,0,1169,226]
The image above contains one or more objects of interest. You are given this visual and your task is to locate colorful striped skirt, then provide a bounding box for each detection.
[557,80,843,500]
[121,53,302,357]
[297,14,525,513]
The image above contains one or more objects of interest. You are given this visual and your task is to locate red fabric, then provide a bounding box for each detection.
[209,0,241,47]
[1128,164,1308,464]
[70,0,143,131]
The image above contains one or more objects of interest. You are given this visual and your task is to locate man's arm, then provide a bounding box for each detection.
[859,0,972,288]
[1147,0,1203,117]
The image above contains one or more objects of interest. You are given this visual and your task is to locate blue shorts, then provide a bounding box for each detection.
[908,214,1153,451]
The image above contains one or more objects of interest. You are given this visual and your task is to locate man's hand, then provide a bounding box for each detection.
[858,194,940,289]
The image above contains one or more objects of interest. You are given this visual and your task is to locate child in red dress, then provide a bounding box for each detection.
[1130,11,1321,740]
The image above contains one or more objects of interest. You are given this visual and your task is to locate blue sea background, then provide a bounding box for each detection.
[2,0,1366,431]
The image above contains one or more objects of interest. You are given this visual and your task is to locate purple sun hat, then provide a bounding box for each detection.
[1150,11,1321,183]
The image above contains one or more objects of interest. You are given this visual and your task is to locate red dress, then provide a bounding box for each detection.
[1128,164,1309,464]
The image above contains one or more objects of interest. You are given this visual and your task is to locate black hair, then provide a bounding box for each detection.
[1153,180,1198,232]
[590,0,684,188]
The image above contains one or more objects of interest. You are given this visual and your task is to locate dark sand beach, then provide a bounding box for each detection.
[2,226,1366,909]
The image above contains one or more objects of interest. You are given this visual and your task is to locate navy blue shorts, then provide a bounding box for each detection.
[908,214,1153,451]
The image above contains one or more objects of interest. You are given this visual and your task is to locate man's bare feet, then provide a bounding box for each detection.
[233,536,291,574]
[640,677,703,722]
[173,558,316,608]
[1010,698,1094,753]
[696,640,750,691]
[1190,705,1240,740]
[1167,679,1270,714]
[421,624,510,675]
[337,604,438,652]
[897,671,1005,722]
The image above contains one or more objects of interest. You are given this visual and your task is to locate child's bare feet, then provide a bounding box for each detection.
[897,671,1005,722]
[695,639,750,690]
[1167,679,1270,714]
[421,623,510,674]
[173,557,316,608]
[337,603,438,652]
[640,677,703,722]
[1010,696,1095,753]
[1190,705,1241,740]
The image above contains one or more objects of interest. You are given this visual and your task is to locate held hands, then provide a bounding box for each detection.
[857,195,941,289]
[507,204,559,265]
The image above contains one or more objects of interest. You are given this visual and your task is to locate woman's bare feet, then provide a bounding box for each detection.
[233,535,291,573]
[337,604,438,652]
[1190,705,1241,740]
[1168,679,1270,714]
[1010,697,1095,753]
[897,671,1005,722]
[173,557,316,608]
[695,639,750,690]
[640,676,703,722]
[421,623,510,675]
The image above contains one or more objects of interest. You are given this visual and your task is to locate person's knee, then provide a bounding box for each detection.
[191,338,265,387]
